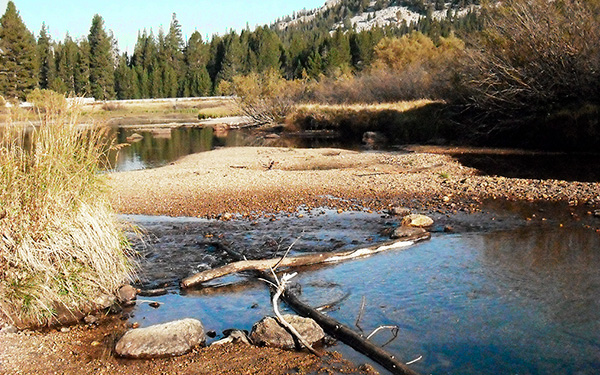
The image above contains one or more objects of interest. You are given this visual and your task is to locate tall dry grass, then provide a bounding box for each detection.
[0,93,135,326]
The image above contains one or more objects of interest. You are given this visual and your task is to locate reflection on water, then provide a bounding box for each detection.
[126,210,600,375]
[108,126,354,172]
[450,152,600,182]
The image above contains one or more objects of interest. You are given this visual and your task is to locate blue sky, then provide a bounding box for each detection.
[1,0,325,53]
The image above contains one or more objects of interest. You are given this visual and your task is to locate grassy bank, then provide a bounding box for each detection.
[287,100,453,145]
[1,96,239,126]
[0,96,135,327]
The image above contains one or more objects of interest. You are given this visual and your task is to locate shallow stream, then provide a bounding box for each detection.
[122,202,600,375]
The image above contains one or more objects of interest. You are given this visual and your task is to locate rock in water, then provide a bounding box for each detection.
[391,226,427,239]
[401,214,434,228]
[249,315,324,350]
[115,318,206,358]
[117,285,137,306]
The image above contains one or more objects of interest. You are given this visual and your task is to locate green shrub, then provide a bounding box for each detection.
[0,95,135,327]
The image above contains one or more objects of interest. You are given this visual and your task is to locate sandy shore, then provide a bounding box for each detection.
[108,146,600,218]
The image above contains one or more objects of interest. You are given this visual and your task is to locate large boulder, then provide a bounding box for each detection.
[249,315,324,350]
[115,318,206,358]
[401,214,434,228]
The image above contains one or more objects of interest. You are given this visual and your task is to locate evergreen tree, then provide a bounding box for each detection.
[114,53,135,99]
[182,31,211,97]
[52,35,76,93]
[166,13,185,96]
[251,27,283,73]
[214,32,243,90]
[37,23,56,90]
[135,66,150,98]
[75,39,91,96]
[88,14,115,99]
[0,1,39,100]
[132,29,157,72]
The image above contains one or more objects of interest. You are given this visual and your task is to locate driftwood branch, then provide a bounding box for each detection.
[260,269,422,375]
[181,232,430,288]
[268,272,322,357]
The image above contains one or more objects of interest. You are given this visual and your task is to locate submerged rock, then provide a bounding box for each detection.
[115,318,206,358]
[401,214,434,228]
[391,226,427,239]
[249,315,324,350]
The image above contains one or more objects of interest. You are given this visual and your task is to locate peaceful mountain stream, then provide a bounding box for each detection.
[122,202,600,375]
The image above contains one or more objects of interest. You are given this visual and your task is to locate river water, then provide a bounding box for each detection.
[109,124,600,374]
[122,202,600,375]
[110,126,350,172]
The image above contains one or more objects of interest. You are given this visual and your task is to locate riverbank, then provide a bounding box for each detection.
[107,146,600,221]
[0,316,370,374]
[3,146,599,375]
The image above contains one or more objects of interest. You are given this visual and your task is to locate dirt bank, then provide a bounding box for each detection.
[0,317,372,375]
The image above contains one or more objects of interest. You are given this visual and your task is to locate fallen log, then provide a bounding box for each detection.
[192,235,427,374]
[181,232,430,288]
[277,278,422,375]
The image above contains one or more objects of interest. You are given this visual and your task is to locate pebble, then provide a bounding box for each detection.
[84,315,98,325]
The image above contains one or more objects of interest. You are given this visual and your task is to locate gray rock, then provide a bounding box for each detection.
[401,214,434,228]
[362,131,387,149]
[118,285,137,306]
[249,315,324,350]
[391,226,426,239]
[388,206,410,217]
[94,294,116,310]
[115,318,206,359]
[593,209,600,218]
[211,329,250,346]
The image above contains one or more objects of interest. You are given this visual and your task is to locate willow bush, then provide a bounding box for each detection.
[0,91,135,326]
[466,0,600,116]
[228,69,306,125]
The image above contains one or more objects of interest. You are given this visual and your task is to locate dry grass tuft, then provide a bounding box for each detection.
[0,94,135,326]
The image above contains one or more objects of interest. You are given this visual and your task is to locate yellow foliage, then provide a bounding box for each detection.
[373,32,465,72]
[231,69,305,124]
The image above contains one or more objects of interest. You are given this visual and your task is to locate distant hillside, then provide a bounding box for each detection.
[275,0,479,33]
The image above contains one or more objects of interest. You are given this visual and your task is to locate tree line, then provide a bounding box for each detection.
[0,0,480,101]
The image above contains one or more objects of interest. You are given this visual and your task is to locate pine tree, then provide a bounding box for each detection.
[214,32,243,89]
[88,14,115,100]
[250,27,282,73]
[183,31,211,97]
[37,23,56,90]
[114,53,135,99]
[0,1,39,100]
[166,13,185,96]
[75,39,91,96]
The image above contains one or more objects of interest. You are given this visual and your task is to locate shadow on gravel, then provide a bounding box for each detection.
[450,152,600,182]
